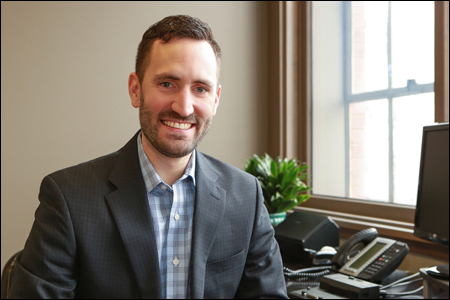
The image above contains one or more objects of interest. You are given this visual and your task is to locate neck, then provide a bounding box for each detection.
[141,135,191,187]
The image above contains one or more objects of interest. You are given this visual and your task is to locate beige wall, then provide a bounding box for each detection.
[1,1,269,268]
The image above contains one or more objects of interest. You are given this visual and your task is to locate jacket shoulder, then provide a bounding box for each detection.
[47,150,120,183]
[197,152,257,186]
[46,131,140,184]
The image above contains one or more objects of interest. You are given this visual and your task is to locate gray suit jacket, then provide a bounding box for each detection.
[9,131,288,299]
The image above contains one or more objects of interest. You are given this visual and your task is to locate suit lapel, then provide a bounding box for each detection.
[190,151,226,299]
[105,132,162,299]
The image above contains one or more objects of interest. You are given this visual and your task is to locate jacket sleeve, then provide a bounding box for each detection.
[234,177,288,299]
[9,175,77,299]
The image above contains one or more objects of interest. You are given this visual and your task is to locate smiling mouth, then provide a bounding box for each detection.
[162,120,193,130]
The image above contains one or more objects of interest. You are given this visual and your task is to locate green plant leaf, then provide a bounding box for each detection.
[275,199,299,213]
[269,192,283,212]
[281,167,298,190]
[245,153,312,213]
[296,194,311,204]
[270,160,278,178]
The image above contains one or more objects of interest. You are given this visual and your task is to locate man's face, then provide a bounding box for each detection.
[130,38,221,159]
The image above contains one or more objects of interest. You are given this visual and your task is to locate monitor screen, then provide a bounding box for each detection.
[413,123,449,245]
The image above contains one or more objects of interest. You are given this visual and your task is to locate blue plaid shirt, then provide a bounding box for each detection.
[137,133,196,299]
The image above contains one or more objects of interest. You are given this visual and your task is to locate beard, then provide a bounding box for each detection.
[139,93,213,158]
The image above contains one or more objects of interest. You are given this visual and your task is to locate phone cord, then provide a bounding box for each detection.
[283,266,332,278]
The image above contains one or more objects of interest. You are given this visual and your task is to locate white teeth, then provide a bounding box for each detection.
[163,121,192,130]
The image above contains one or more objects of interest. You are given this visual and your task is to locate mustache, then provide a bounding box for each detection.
[158,110,198,123]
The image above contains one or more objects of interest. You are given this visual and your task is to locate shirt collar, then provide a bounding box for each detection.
[137,132,196,193]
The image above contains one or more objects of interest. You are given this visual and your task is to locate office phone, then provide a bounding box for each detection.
[333,228,409,283]
[285,228,409,283]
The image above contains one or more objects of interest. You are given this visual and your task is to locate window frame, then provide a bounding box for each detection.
[267,1,449,260]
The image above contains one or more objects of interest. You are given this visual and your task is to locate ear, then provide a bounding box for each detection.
[128,72,141,108]
[213,84,221,116]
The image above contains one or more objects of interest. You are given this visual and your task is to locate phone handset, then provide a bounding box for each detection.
[331,227,379,272]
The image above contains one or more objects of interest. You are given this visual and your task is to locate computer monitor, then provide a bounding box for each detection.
[413,123,449,246]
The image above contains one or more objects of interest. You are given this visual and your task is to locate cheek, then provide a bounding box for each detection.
[196,100,216,118]
[142,94,168,113]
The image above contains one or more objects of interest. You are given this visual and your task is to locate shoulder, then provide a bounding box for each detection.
[46,132,139,186]
[46,150,120,186]
[197,151,258,187]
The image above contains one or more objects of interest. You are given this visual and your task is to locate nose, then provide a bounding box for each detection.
[172,88,194,117]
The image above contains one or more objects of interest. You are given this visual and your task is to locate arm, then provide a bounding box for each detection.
[235,177,288,299]
[9,175,77,299]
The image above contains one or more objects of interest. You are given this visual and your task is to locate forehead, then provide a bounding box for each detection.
[145,38,218,81]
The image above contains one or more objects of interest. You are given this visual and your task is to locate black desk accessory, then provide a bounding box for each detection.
[275,211,339,265]
[426,264,449,280]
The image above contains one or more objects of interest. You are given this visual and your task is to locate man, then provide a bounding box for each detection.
[9,15,288,299]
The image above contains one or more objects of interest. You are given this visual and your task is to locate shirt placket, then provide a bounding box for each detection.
[154,183,172,299]
[166,182,185,299]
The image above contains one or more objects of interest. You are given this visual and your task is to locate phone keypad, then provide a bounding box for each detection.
[360,243,405,277]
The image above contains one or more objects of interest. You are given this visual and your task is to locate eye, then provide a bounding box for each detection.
[160,82,173,88]
[195,87,208,93]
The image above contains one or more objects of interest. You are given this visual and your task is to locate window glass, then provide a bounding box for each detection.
[392,93,435,204]
[391,2,434,88]
[351,1,388,94]
[349,99,389,201]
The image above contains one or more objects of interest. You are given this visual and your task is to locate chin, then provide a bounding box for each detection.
[156,138,196,158]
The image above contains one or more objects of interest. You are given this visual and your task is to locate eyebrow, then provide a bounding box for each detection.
[152,72,214,89]
[153,73,180,83]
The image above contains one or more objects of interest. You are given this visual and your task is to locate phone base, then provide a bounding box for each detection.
[320,273,380,299]
[289,286,348,299]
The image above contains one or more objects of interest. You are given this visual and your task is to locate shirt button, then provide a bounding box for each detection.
[173,257,179,266]
[161,185,166,190]
[174,213,180,220]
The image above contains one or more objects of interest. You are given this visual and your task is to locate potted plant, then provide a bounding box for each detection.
[245,153,311,226]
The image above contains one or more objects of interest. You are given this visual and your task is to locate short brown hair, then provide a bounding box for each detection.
[135,15,222,84]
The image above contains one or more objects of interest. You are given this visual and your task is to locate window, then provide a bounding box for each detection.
[312,1,435,205]
[267,1,448,258]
